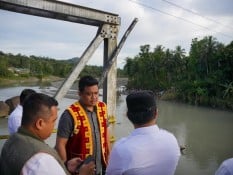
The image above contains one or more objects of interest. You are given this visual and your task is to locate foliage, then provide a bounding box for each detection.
[0,52,126,80]
[123,36,233,110]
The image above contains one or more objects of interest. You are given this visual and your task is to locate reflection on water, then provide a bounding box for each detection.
[157,100,233,175]
[0,86,233,175]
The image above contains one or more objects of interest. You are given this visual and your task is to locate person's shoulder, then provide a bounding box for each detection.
[221,158,233,168]
[158,128,179,143]
[223,158,233,163]
[61,109,72,117]
[8,106,22,126]
[58,110,73,124]
[59,110,74,124]
[216,158,233,175]
[9,105,22,116]
[112,137,127,147]
[159,128,175,136]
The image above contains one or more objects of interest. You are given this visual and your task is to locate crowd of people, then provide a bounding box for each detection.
[0,75,231,175]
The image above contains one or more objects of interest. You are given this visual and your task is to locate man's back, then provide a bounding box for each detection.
[106,125,180,175]
[8,104,22,134]
[8,88,36,135]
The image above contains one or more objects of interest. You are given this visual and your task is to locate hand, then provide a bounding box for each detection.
[66,157,83,173]
[79,161,96,175]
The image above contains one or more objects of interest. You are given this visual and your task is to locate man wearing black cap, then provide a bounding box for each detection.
[106,90,180,175]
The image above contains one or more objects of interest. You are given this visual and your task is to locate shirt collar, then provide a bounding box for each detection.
[131,125,159,136]
[79,101,97,112]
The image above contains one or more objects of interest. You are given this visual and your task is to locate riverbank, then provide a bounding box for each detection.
[0,76,64,88]
[160,88,233,111]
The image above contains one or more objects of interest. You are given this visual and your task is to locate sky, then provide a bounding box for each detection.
[0,0,233,68]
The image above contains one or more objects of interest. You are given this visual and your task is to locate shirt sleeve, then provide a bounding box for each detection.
[21,153,66,175]
[106,144,125,175]
[215,159,233,175]
[57,110,74,138]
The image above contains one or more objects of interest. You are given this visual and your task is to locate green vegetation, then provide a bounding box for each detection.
[1,35,232,110]
[0,51,77,78]
[123,36,233,110]
[0,51,126,86]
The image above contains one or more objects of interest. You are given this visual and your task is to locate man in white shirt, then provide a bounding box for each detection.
[8,88,36,134]
[106,90,181,175]
[0,93,95,175]
[215,158,233,175]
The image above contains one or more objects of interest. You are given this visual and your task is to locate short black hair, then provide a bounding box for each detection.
[21,93,58,126]
[20,89,36,105]
[126,90,157,125]
[78,75,98,92]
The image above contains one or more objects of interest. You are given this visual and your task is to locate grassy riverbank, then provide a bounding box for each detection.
[0,76,64,88]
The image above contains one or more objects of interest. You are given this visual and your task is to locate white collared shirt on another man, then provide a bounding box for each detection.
[106,125,181,175]
[8,104,22,134]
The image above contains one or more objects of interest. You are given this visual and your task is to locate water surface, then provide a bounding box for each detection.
[0,86,233,175]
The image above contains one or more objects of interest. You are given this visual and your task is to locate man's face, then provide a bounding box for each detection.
[39,106,58,140]
[79,85,99,108]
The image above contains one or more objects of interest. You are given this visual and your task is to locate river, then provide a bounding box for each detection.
[0,86,233,175]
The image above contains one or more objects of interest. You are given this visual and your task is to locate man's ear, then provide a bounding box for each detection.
[35,118,44,130]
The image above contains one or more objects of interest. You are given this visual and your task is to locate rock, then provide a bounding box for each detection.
[5,96,20,114]
[0,101,10,118]
[180,145,186,155]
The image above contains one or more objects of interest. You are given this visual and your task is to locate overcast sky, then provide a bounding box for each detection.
[0,0,232,68]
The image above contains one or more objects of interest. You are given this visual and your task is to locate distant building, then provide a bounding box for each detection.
[8,67,30,75]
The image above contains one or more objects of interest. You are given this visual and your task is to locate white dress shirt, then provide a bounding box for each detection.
[215,158,233,175]
[106,125,180,175]
[21,153,66,175]
[8,104,22,134]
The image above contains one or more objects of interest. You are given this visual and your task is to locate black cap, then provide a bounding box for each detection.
[126,90,156,112]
